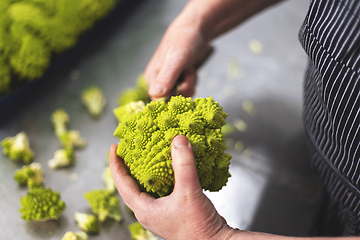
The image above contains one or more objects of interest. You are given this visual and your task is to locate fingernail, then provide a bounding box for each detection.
[149,84,165,96]
[173,136,189,148]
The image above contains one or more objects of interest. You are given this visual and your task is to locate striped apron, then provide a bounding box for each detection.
[300,0,360,236]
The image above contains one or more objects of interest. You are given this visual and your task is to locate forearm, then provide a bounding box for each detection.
[178,0,284,42]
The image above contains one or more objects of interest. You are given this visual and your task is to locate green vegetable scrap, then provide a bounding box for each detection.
[221,123,237,136]
[58,130,87,149]
[128,221,158,240]
[62,231,89,240]
[19,187,66,221]
[14,162,44,188]
[84,189,122,222]
[51,108,69,137]
[113,100,145,123]
[0,0,117,94]
[1,131,34,164]
[47,147,74,169]
[117,74,151,106]
[74,212,99,233]
[102,166,116,193]
[114,95,232,197]
[81,86,106,117]
[51,109,87,149]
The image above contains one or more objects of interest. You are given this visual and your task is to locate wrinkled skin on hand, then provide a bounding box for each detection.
[109,136,235,240]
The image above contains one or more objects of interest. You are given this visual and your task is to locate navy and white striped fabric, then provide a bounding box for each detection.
[299,0,360,236]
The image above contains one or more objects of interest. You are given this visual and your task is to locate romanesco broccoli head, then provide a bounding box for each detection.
[74,212,99,233]
[81,86,106,117]
[102,166,116,193]
[117,74,150,106]
[14,162,44,188]
[1,132,34,164]
[19,187,66,221]
[113,100,145,123]
[128,221,158,240]
[47,147,74,169]
[62,231,89,240]
[84,189,122,222]
[113,96,232,197]
[0,0,117,94]
[9,33,50,81]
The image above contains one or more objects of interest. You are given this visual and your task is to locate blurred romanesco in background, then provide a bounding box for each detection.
[117,74,150,106]
[51,109,87,149]
[47,147,74,169]
[128,221,158,240]
[62,231,89,240]
[1,131,34,164]
[84,189,122,222]
[0,0,117,95]
[102,166,116,193]
[19,187,66,221]
[81,86,106,117]
[114,95,232,197]
[74,212,99,233]
[49,108,86,169]
[14,162,44,188]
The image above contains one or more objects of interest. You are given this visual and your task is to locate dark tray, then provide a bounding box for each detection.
[0,0,146,123]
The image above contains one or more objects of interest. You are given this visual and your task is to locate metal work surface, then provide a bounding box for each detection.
[0,0,323,239]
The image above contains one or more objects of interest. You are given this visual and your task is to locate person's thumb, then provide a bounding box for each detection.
[171,135,202,195]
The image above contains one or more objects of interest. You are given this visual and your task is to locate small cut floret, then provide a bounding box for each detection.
[1,131,34,164]
[14,162,44,188]
[74,212,99,233]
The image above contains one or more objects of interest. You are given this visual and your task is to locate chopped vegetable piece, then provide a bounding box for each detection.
[74,212,99,233]
[1,131,34,164]
[14,162,44,188]
[62,231,88,240]
[19,187,66,221]
[102,166,116,193]
[48,148,74,169]
[128,221,158,240]
[84,189,122,222]
[81,86,106,117]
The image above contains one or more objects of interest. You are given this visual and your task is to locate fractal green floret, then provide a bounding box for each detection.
[14,162,44,189]
[114,95,232,197]
[1,132,34,164]
[84,189,122,222]
[19,187,66,221]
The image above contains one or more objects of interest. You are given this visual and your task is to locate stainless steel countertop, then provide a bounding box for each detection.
[0,1,323,239]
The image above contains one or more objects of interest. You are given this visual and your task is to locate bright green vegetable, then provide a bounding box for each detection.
[114,96,232,197]
[0,0,117,94]
[102,166,116,193]
[14,162,44,188]
[51,108,69,138]
[221,123,237,136]
[74,212,99,233]
[51,109,87,148]
[81,86,106,117]
[1,132,34,164]
[19,187,66,221]
[113,100,145,123]
[9,33,50,81]
[62,231,88,240]
[58,130,87,149]
[47,147,74,169]
[84,189,122,222]
[117,74,150,106]
[128,221,158,240]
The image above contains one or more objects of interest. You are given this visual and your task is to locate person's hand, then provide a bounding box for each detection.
[109,135,235,240]
[144,11,212,100]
